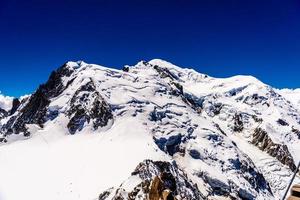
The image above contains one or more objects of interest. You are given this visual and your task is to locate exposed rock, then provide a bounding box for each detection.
[0,108,8,120]
[67,80,113,134]
[1,62,74,137]
[226,85,248,97]
[154,134,183,156]
[122,66,130,72]
[152,64,204,113]
[228,158,272,193]
[292,127,300,139]
[214,123,227,136]
[171,81,183,95]
[252,115,263,123]
[99,188,113,200]
[181,93,204,112]
[10,98,21,115]
[204,101,223,117]
[99,160,205,200]
[277,119,289,126]
[233,113,244,132]
[153,65,179,81]
[197,157,272,199]
[0,136,7,143]
[201,173,231,196]
[252,128,296,171]
[244,93,268,106]
[189,149,202,160]
[149,108,167,122]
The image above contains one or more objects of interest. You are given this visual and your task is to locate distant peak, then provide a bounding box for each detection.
[65,60,87,69]
[148,59,177,68]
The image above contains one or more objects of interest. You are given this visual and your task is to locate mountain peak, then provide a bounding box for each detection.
[64,60,87,70]
[0,59,300,200]
[149,58,180,68]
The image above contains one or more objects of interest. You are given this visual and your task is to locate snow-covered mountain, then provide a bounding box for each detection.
[0,59,299,200]
[278,88,300,109]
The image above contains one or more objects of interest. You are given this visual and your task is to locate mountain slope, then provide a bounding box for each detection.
[0,59,299,200]
[278,88,300,109]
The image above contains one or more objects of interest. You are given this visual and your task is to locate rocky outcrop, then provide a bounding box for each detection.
[0,108,8,120]
[154,134,184,156]
[277,119,289,126]
[122,66,129,72]
[292,127,300,139]
[192,155,272,199]
[149,107,167,122]
[203,101,223,117]
[181,93,204,113]
[152,63,204,113]
[153,65,179,81]
[252,128,296,171]
[9,98,20,115]
[244,94,268,106]
[67,80,113,134]
[233,113,244,132]
[99,160,205,200]
[229,157,272,193]
[1,62,114,138]
[1,63,74,137]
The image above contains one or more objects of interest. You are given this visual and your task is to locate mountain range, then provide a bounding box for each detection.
[0,59,299,200]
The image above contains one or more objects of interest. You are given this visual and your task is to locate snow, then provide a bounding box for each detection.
[0,59,299,200]
[278,88,300,108]
[0,116,168,200]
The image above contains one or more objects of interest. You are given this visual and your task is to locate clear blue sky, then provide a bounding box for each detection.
[0,0,300,97]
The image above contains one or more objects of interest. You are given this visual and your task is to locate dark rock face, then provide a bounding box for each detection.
[214,123,227,136]
[196,156,272,199]
[277,119,289,126]
[229,158,272,193]
[189,149,202,160]
[67,80,113,134]
[149,108,167,122]
[152,64,205,113]
[226,85,248,97]
[99,160,205,200]
[122,66,129,72]
[182,93,204,112]
[1,63,74,137]
[204,102,223,117]
[252,128,296,171]
[233,113,244,132]
[10,98,21,115]
[171,81,183,95]
[154,134,183,156]
[98,189,112,200]
[201,173,232,197]
[252,115,263,123]
[0,108,8,120]
[292,127,300,139]
[244,94,268,106]
[153,65,179,81]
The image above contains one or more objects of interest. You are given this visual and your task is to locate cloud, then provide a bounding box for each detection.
[0,91,14,111]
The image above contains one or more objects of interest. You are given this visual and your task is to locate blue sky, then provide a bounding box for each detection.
[0,0,300,97]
